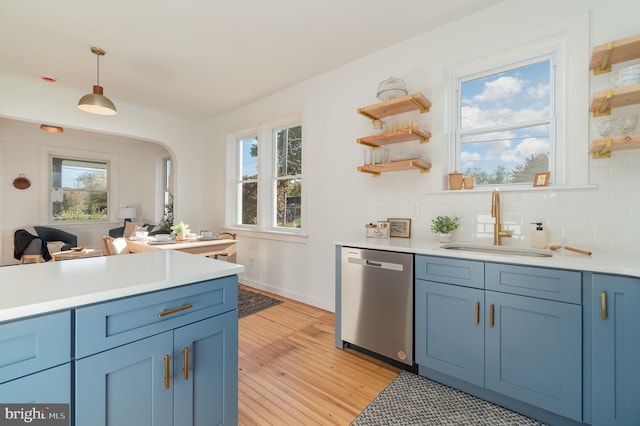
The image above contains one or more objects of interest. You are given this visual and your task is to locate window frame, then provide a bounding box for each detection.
[236,132,259,229]
[226,116,306,238]
[270,123,303,231]
[41,146,119,225]
[451,47,559,187]
[455,54,557,186]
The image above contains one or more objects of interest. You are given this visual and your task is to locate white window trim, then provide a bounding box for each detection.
[227,127,260,231]
[156,156,173,223]
[442,12,589,190]
[456,53,557,185]
[40,146,119,226]
[225,115,308,241]
[266,121,303,233]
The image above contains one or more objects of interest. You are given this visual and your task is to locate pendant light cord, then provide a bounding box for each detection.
[96,53,100,86]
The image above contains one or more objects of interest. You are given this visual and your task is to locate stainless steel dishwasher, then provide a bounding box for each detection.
[341,247,414,366]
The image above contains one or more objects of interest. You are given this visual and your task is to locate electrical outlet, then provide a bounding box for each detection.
[412,203,421,217]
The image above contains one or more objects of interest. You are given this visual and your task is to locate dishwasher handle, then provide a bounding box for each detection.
[347,256,404,272]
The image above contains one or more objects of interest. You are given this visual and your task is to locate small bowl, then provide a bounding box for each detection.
[154,234,171,242]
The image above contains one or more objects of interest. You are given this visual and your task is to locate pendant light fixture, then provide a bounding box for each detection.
[78,47,117,115]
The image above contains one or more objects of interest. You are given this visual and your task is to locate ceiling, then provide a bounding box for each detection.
[0,0,504,121]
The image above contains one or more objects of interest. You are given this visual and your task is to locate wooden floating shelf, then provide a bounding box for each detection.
[589,134,640,159]
[357,159,431,176]
[357,93,431,121]
[590,84,640,116]
[357,127,431,147]
[590,34,640,75]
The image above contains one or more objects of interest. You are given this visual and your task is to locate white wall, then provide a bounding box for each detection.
[204,0,640,311]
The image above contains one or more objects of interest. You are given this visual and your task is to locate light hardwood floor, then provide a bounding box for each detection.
[238,286,400,425]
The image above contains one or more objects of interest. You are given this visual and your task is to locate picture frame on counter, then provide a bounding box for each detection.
[533,171,551,187]
[388,218,411,238]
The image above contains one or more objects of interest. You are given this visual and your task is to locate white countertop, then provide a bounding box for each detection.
[336,238,640,279]
[0,251,245,322]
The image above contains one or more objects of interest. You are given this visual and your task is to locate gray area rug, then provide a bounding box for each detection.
[238,287,283,318]
[351,371,546,426]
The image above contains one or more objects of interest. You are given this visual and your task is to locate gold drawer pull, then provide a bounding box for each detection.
[163,355,171,389]
[475,302,479,326]
[183,347,189,381]
[158,303,193,318]
[601,291,607,320]
[489,304,494,329]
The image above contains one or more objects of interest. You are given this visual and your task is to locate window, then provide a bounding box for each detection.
[273,124,302,229]
[51,156,109,221]
[159,157,174,230]
[229,119,304,234]
[237,135,259,226]
[455,55,555,186]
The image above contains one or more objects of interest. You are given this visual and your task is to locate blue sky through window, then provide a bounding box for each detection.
[459,59,551,181]
[240,136,258,179]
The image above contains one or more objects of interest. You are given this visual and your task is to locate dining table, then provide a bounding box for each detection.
[126,236,237,263]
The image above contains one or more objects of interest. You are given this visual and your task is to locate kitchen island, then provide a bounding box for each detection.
[0,250,244,425]
[335,238,640,426]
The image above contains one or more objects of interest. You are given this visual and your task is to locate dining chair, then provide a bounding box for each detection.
[213,232,236,261]
[102,236,130,255]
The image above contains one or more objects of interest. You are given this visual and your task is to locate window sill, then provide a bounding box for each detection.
[426,184,598,195]
[222,227,308,244]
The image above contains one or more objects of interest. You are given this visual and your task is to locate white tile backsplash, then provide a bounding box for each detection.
[372,161,640,254]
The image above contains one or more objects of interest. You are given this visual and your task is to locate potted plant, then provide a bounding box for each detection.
[430,215,459,243]
[171,221,189,240]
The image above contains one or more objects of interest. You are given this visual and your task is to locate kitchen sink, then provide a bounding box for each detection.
[441,242,553,257]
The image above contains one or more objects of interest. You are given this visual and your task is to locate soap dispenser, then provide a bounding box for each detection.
[531,222,548,249]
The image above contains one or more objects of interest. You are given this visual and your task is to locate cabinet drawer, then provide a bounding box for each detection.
[75,276,237,358]
[485,263,581,303]
[0,311,71,384]
[415,255,484,289]
[0,364,70,403]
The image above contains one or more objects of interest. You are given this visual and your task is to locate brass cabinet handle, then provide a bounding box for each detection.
[163,355,171,389]
[601,291,607,320]
[489,304,494,329]
[158,303,193,318]
[475,302,479,326]
[182,347,189,381]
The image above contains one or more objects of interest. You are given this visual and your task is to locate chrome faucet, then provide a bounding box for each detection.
[491,189,512,246]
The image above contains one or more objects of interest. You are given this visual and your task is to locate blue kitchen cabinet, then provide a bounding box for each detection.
[75,277,238,426]
[173,311,238,425]
[76,311,238,426]
[485,290,582,421]
[415,255,583,424]
[415,279,484,386]
[591,274,640,426]
[76,331,174,425]
[0,311,71,405]
[0,364,70,403]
